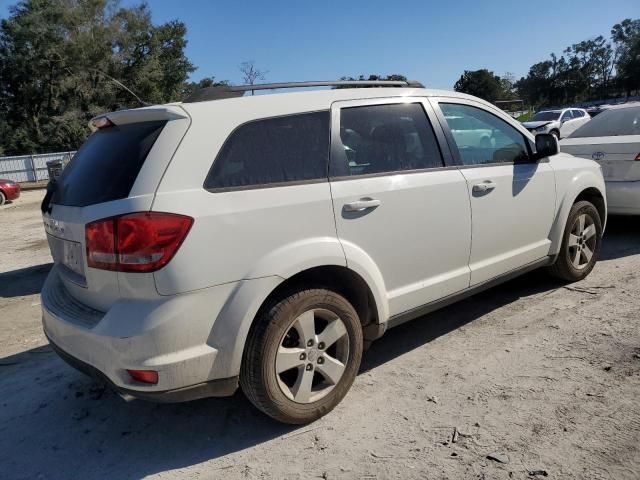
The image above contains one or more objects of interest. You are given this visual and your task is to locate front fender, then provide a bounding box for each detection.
[549,162,607,255]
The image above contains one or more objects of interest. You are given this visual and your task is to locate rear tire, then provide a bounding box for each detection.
[240,288,363,424]
[548,201,602,282]
[0,191,5,206]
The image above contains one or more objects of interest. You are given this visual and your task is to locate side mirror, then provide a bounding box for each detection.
[532,133,559,161]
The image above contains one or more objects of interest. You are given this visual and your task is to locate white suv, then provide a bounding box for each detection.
[41,80,606,424]
[522,108,591,139]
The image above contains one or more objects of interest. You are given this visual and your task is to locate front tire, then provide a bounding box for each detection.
[0,191,5,206]
[241,288,363,424]
[549,200,602,282]
[550,130,560,140]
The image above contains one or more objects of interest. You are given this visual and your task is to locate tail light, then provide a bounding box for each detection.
[86,212,193,272]
[635,153,640,161]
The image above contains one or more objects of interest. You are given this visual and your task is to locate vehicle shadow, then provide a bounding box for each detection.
[598,216,640,261]
[0,263,52,298]
[0,222,636,478]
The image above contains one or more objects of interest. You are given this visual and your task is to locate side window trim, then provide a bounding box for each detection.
[328,97,453,179]
[428,97,534,167]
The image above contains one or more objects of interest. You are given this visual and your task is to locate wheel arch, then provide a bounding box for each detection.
[549,176,607,256]
[213,264,386,379]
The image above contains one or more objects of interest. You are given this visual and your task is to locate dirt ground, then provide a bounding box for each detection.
[0,190,639,480]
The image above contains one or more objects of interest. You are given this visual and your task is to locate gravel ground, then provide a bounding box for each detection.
[0,190,639,480]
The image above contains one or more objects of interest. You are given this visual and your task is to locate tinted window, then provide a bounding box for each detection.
[531,111,560,121]
[440,103,529,165]
[561,110,573,121]
[569,106,640,138]
[52,121,166,207]
[333,103,443,177]
[572,110,584,118]
[205,111,329,190]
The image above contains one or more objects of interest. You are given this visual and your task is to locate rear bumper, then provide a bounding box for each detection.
[46,332,238,402]
[41,265,242,400]
[606,181,640,215]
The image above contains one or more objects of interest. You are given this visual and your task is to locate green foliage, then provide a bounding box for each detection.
[516,19,639,107]
[453,69,512,102]
[335,74,408,88]
[0,0,194,155]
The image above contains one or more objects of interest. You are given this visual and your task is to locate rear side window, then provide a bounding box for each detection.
[204,111,330,190]
[332,103,443,177]
[52,121,166,207]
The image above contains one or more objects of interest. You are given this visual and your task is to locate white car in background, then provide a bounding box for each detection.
[561,103,640,215]
[522,108,590,139]
[445,115,494,148]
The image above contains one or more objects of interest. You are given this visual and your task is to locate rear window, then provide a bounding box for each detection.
[569,106,640,138]
[52,121,166,207]
[204,111,330,190]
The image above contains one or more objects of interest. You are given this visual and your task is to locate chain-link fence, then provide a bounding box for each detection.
[0,151,75,182]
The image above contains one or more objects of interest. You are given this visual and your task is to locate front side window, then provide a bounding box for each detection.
[572,110,584,118]
[561,110,574,121]
[569,106,640,138]
[439,103,530,166]
[204,111,330,190]
[332,103,443,177]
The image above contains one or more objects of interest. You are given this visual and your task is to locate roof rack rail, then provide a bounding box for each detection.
[183,80,425,103]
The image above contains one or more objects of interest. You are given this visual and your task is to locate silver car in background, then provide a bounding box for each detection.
[561,103,640,215]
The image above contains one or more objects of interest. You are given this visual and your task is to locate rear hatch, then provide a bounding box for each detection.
[42,106,190,311]
[560,135,640,182]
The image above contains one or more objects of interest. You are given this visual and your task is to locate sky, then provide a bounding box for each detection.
[1,0,639,89]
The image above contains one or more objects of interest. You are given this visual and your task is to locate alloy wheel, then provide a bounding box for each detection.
[275,308,349,404]
[567,213,597,270]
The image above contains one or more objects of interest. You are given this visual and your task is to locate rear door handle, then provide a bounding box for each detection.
[343,198,381,212]
[472,181,497,193]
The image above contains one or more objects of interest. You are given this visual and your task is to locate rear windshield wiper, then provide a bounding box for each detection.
[41,179,57,215]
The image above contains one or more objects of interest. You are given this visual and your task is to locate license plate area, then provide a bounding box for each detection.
[48,234,86,279]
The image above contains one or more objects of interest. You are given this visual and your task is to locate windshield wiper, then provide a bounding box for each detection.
[41,179,57,215]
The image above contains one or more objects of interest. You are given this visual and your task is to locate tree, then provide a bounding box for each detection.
[0,0,194,155]
[335,74,408,88]
[239,61,267,95]
[612,19,640,97]
[182,76,230,98]
[453,69,503,102]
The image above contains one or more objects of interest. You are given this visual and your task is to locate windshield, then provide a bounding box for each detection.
[530,111,560,121]
[51,121,166,207]
[569,106,640,138]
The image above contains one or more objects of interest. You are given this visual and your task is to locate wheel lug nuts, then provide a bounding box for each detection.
[299,353,306,360]
[307,340,314,347]
[317,357,324,364]
[318,342,325,350]
[306,364,313,371]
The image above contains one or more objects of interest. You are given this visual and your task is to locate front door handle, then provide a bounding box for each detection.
[344,198,381,212]
[472,181,497,193]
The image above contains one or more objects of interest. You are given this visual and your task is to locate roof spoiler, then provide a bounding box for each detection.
[184,80,425,103]
[89,105,189,131]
